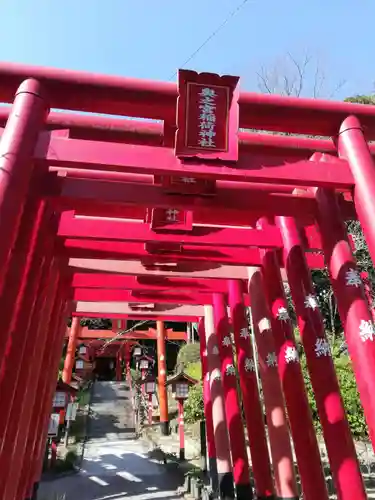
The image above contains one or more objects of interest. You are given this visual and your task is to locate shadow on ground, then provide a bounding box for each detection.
[39,446,184,500]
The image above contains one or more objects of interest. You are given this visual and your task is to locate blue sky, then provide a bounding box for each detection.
[1,0,374,100]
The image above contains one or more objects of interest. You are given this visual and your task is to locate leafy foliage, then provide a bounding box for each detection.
[78,318,113,330]
[175,343,201,372]
[344,95,375,105]
[300,338,367,438]
[184,361,202,381]
[180,337,368,438]
[66,317,112,329]
[184,382,204,424]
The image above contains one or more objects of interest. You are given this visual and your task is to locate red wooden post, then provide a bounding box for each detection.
[0,203,51,483]
[314,187,375,450]
[19,282,68,500]
[25,297,68,500]
[116,351,122,381]
[199,318,219,494]
[156,320,169,435]
[277,215,366,499]
[248,269,298,500]
[338,115,375,265]
[258,219,329,500]
[178,399,185,461]
[204,305,235,500]
[212,293,253,500]
[0,256,60,500]
[228,279,274,499]
[63,317,81,384]
[0,180,45,365]
[5,262,61,500]
[0,79,48,293]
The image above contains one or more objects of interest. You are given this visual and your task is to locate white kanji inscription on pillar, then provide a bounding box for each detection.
[240,328,250,339]
[315,338,331,357]
[359,319,375,342]
[225,364,236,376]
[285,346,299,363]
[244,358,255,372]
[345,268,362,287]
[266,352,277,367]
[277,307,290,322]
[304,294,319,310]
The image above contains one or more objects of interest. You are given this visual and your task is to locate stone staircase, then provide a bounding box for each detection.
[88,381,136,442]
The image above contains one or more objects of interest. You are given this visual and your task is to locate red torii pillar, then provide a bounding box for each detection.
[0,203,55,490]
[204,304,235,500]
[198,318,219,495]
[314,186,375,450]
[227,280,274,499]
[248,268,298,500]
[63,317,81,384]
[157,320,169,435]
[20,284,70,500]
[277,215,366,499]
[0,79,48,295]
[3,260,62,500]
[212,293,253,500]
[258,218,329,500]
[338,115,375,266]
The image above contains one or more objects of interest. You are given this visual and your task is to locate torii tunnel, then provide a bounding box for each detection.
[1,63,375,500]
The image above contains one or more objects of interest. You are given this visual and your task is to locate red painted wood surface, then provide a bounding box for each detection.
[48,174,356,223]
[1,62,375,138]
[72,287,251,307]
[58,211,282,248]
[62,237,325,269]
[65,327,187,341]
[37,135,353,188]
[72,273,246,292]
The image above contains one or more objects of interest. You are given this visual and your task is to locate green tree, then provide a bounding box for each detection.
[344,95,375,105]
[175,343,201,372]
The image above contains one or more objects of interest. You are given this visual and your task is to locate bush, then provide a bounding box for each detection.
[179,339,368,438]
[184,382,204,424]
[176,343,201,372]
[185,362,202,380]
[130,368,142,382]
[335,359,367,438]
[301,345,367,439]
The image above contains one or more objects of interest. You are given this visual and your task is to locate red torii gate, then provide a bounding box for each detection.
[0,63,373,500]
[63,324,188,385]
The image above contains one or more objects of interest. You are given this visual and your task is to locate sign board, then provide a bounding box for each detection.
[79,346,87,354]
[150,207,193,232]
[175,70,239,161]
[52,391,66,408]
[66,403,78,421]
[75,360,84,370]
[48,413,60,437]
